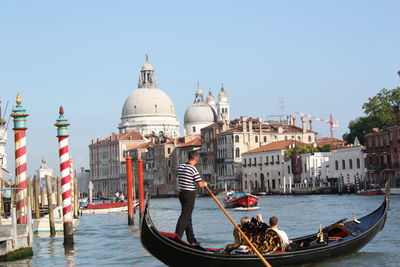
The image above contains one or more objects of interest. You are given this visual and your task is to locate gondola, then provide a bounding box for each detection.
[140,192,389,267]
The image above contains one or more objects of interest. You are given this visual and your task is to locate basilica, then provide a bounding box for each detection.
[118,57,230,137]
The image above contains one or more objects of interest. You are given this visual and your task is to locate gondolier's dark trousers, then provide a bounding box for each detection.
[175,190,196,243]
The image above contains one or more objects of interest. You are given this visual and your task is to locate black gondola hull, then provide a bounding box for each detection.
[140,196,388,267]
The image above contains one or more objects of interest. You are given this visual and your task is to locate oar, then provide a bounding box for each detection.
[204,186,271,267]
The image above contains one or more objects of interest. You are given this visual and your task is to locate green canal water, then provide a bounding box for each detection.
[2,195,399,266]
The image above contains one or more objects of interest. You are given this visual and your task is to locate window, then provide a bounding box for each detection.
[335,160,339,170]
[167,148,171,154]
[254,157,257,165]
[235,135,239,143]
[266,156,269,165]
[277,155,280,164]
[349,159,353,169]
[168,173,172,182]
[192,126,196,133]
[285,136,288,140]
[244,158,247,166]
[288,165,291,174]
[235,148,240,158]
[342,160,346,169]
[248,158,252,166]
[255,136,258,143]
[271,156,274,165]
[308,136,312,142]
[356,158,361,168]
[168,160,171,167]
[263,136,267,142]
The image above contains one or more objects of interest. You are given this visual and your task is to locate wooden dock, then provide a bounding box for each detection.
[0,207,33,261]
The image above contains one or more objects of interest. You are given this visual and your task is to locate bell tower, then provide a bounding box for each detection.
[216,84,230,121]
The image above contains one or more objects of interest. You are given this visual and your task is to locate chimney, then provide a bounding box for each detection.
[301,117,307,133]
[248,119,253,133]
[392,105,400,125]
[292,117,296,126]
[241,116,248,133]
[309,120,313,131]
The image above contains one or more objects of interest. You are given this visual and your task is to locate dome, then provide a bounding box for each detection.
[141,62,154,71]
[184,102,217,124]
[122,88,176,117]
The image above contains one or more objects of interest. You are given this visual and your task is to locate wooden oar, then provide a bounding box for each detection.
[204,186,271,267]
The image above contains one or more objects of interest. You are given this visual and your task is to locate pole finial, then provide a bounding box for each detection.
[16,93,22,105]
[145,54,149,62]
[59,106,64,115]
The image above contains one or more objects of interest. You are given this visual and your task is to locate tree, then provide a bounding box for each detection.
[343,87,400,144]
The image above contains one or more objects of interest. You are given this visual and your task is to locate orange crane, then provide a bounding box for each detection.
[295,112,339,138]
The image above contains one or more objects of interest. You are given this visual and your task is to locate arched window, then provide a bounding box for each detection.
[235,148,240,158]
[235,135,239,143]
[255,136,258,143]
[335,160,339,170]
[356,158,361,168]
[342,160,346,169]
[349,159,353,169]
[263,136,267,142]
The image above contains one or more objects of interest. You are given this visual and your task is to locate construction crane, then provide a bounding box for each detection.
[295,112,339,138]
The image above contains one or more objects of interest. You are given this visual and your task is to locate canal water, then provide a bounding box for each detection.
[3,194,399,267]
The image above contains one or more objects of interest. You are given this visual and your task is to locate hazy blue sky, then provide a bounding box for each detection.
[1,1,399,177]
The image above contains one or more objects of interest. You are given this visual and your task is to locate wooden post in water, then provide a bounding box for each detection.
[55,106,74,246]
[74,176,78,218]
[56,177,62,207]
[126,156,134,225]
[45,175,56,236]
[138,158,144,215]
[33,175,40,219]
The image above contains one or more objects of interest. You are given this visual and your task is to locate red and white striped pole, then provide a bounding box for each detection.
[55,106,73,246]
[10,94,29,224]
[69,158,75,217]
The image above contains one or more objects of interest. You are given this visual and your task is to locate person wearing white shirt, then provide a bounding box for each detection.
[269,216,290,247]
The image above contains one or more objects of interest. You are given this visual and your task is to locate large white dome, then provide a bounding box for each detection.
[184,102,216,124]
[122,88,176,117]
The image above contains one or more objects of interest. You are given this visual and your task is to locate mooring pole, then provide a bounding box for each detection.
[45,175,56,236]
[55,106,74,246]
[138,158,144,215]
[126,156,134,225]
[33,175,40,219]
[10,93,29,224]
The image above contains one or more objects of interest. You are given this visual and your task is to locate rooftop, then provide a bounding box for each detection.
[243,140,307,154]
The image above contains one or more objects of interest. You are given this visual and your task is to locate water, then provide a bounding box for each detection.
[2,195,399,267]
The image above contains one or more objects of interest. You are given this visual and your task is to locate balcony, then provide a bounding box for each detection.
[216,158,225,163]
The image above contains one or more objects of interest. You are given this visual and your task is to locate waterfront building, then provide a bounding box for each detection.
[88,131,147,196]
[242,140,366,194]
[184,84,218,135]
[36,158,54,188]
[202,116,317,191]
[0,100,6,181]
[141,136,201,196]
[316,137,347,149]
[118,57,180,138]
[241,140,306,193]
[77,167,90,196]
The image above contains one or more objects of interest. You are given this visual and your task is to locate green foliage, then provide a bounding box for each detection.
[343,87,400,145]
[285,145,331,157]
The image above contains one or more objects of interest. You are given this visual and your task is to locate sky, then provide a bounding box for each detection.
[1,1,399,178]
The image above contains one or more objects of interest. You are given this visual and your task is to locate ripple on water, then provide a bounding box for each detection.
[4,195,399,267]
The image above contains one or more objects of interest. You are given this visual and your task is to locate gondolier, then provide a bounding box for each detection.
[175,150,207,245]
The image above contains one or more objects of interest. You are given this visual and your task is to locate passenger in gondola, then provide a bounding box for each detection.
[269,216,290,247]
[224,216,251,253]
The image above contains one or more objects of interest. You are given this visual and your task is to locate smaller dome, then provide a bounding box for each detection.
[206,91,215,103]
[184,102,217,124]
[142,62,154,71]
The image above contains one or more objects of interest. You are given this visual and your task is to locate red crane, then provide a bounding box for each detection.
[295,112,339,138]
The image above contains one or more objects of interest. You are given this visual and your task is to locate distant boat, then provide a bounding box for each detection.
[223,193,259,209]
[357,189,384,195]
[390,188,400,195]
[81,202,138,214]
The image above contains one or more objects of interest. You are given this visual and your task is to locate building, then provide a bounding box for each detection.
[184,84,217,135]
[214,116,317,191]
[242,140,306,193]
[364,106,400,187]
[141,136,201,196]
[316,137,347,149]
[242,140,366,194]
[89,131,147,196]
[77,167,90,196]
[0,99,6,181]
[36,158,54,188]
[118,57,180,138]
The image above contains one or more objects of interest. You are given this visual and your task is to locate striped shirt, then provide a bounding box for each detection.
[177,163,202,191]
